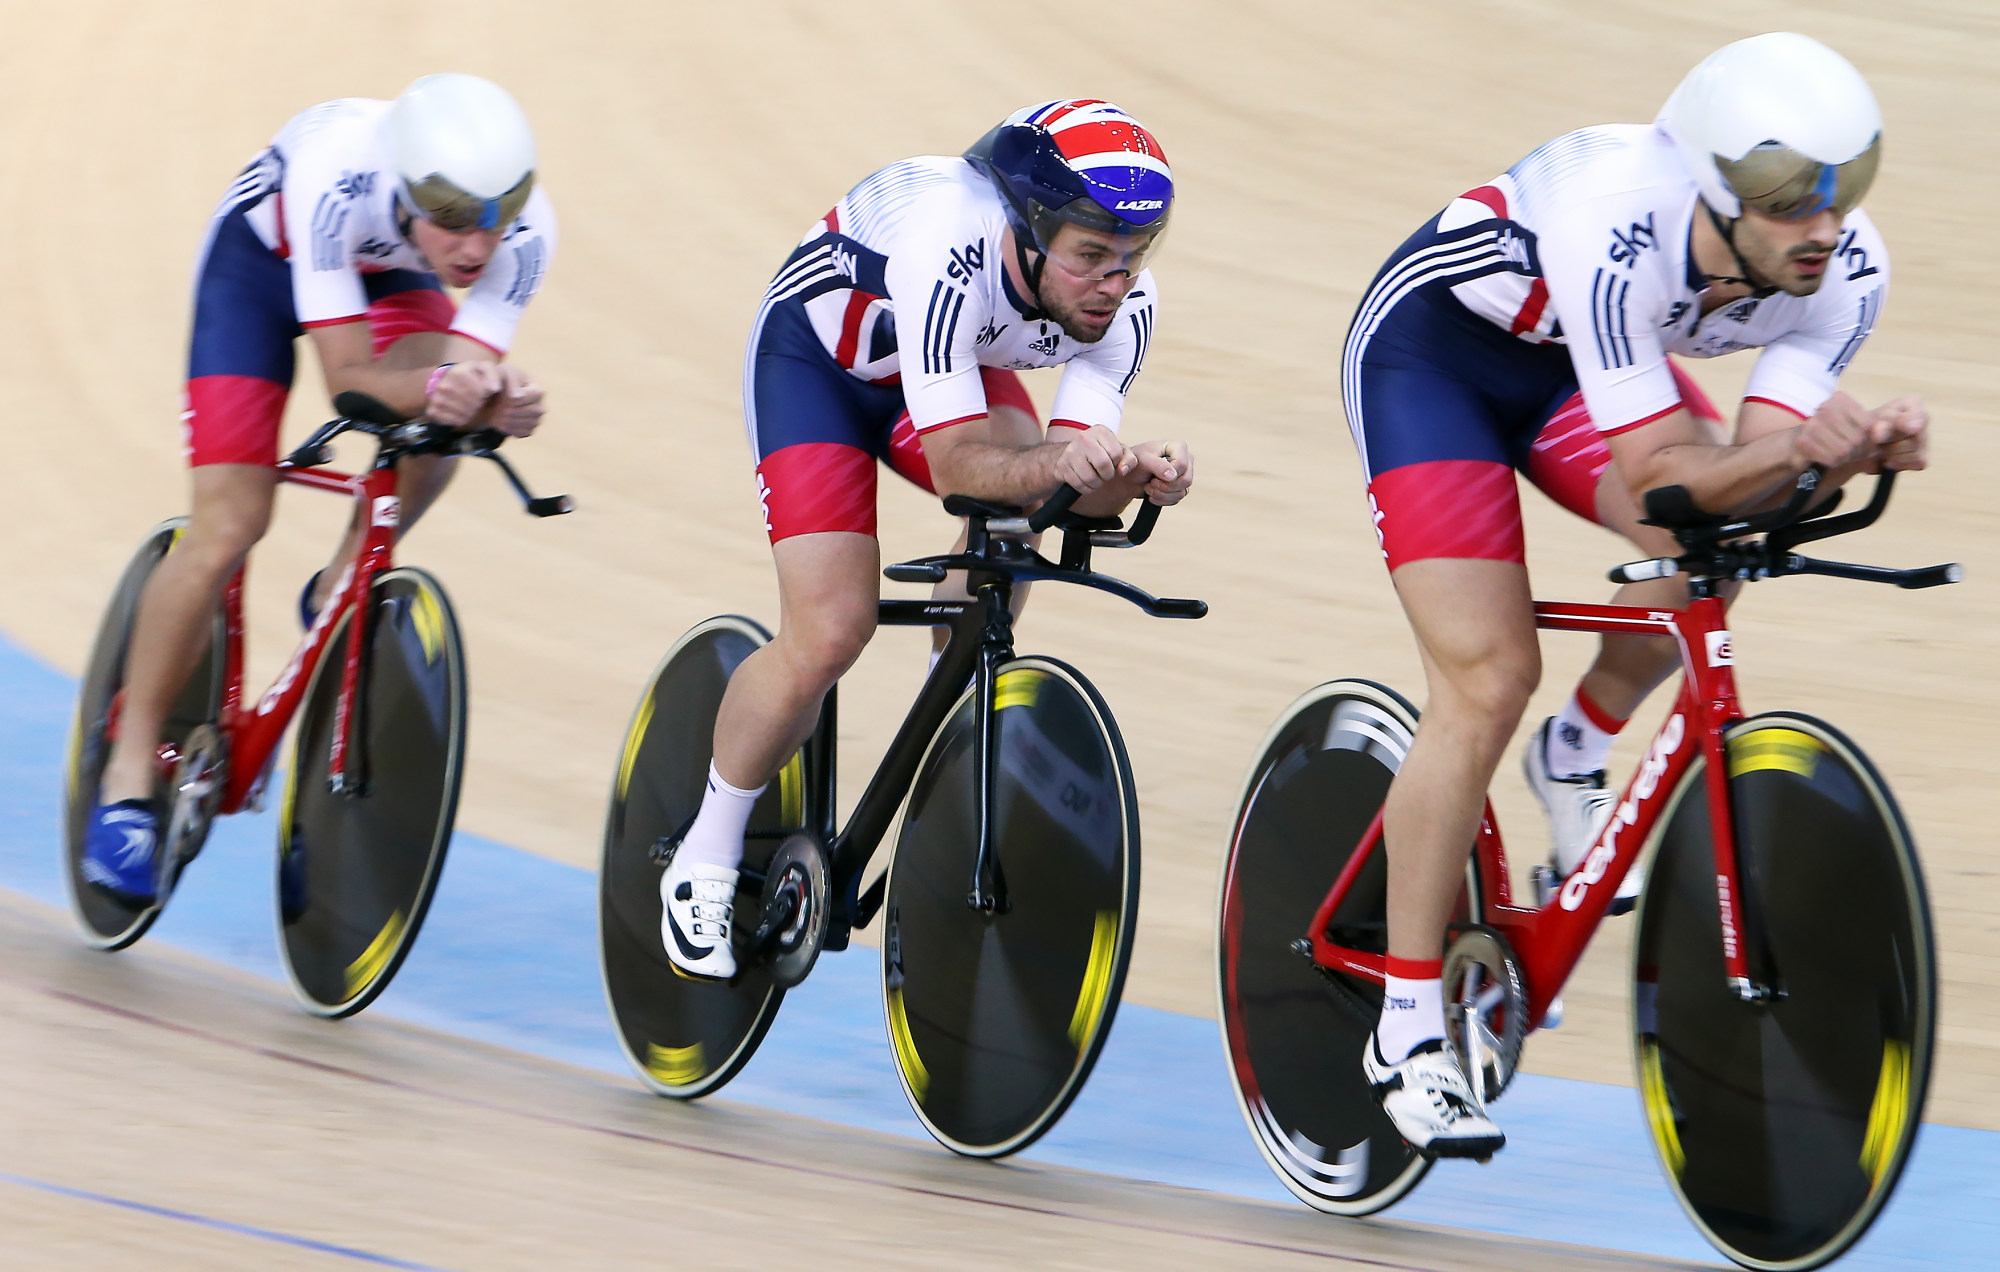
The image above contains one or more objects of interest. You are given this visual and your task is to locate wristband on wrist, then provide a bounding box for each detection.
[424,363,456,402]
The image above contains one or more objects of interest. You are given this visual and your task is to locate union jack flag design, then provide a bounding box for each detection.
[1012,99,1173,225]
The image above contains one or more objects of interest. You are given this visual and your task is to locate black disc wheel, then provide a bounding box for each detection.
[1217,680,1480,1215]
[278,567,466,1018]
[600,616,809,1100]
[881,656,1138,1158]
[1635,712,1934,1270]
[63,519,223,950]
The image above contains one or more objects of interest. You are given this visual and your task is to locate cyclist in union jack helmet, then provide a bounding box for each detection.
[1346,34,1928,1158]
[659,100,1193,980]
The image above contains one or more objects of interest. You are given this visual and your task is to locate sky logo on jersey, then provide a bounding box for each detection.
[945,239,986,285]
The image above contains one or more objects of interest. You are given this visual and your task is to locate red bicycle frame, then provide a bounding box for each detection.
[1305,594,1756,1025]
[174,457,404,815]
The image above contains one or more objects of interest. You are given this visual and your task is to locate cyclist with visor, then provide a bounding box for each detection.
[82,73,558,901]
[658,99,1192,980]
[1338,33,1928,1157]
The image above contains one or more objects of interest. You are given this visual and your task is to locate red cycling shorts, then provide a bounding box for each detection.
[747,292,1041,543]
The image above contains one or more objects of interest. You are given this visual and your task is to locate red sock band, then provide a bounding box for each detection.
[1384,955,1443,979]
[1575,686,1629,733]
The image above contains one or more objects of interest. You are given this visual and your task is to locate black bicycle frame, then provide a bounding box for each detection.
[804,574,1020,947]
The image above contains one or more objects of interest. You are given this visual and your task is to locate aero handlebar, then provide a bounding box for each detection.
[1611,466,1959,591]
[280,391,573,518]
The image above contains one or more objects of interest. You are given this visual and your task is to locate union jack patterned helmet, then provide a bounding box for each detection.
[965,99,1173,252]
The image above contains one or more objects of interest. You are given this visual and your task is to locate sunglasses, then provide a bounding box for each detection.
[404,171,535,232]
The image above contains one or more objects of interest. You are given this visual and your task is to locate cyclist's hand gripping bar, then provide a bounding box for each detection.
[1612,465,1961,589]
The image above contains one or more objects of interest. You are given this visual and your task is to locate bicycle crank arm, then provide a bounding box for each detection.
[748,888,801,956]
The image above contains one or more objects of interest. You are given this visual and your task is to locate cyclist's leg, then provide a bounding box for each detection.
[1522,364,1729,778]
[883,368,1041,655]
[305,278,462,615]
[676,300,904,873]
[99,207,294,808]
[1341,255,1569,1154]
[101,466,278,806]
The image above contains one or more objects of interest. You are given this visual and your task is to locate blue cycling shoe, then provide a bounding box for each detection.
[82,799,161,904]
[279,830,309,924]
[299,570,324,630]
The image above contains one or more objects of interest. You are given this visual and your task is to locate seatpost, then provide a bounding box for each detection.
[966,575,1015,915]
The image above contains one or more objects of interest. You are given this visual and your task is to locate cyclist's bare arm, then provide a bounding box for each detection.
[1606,393,1926,517]
[308,324,544,436]
[921,419,1189,513]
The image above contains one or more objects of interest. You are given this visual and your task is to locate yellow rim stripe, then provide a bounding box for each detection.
[886,986,930,1104]
[616,693,657,802]
[343,909,406,1000]
[645,1041,707,1087]
[995,668,1044,712]
[1068,910,1120,1050]
[1860,1038,1911,1191]
[1728,728,1824,779]
[277,751,301,843]
[410,586,445,665]
[1640,1039,1685,1178]
[778,752,803,825]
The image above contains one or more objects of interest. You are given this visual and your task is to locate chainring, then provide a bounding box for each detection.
[1443,924,1528,1105]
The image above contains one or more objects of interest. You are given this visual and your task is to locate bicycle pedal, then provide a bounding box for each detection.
[1530,863,1559,908]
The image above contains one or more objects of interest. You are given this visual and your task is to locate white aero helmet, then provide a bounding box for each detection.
[389,73,537,232]
[1658,33,1882,221]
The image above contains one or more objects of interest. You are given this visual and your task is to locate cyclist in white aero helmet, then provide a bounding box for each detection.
[393,72,540,234]
[1660,32,1884,297]
[82,73,558,902]
[1336,32,1926,1159]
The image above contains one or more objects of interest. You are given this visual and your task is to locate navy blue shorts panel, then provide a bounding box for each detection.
[1348,278,1579,483]
[746,298,905,467]
[187,207,446,384]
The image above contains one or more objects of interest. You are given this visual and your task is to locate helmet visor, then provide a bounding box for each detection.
[404,171,535,232]
[1026,199,1169,280]
[1715,134,1880,220]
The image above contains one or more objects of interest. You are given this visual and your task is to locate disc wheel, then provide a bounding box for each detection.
[63,519,223,950]
[1635,712,1934,1271]
[1216,680,1480,1215]
[278,567,466,1018]
[599,616,808,1100]
[881,656,1138,1158]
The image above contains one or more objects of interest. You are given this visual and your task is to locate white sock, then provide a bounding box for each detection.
[1546,690,1619,779]
[1376,971,1446,1064]
[673,761,766,871]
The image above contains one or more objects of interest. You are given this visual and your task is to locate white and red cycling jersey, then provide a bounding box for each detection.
[1431,123,1887,432]
[1340,122,1889,570]
[754,155,1157,438]
[220,97,558,355]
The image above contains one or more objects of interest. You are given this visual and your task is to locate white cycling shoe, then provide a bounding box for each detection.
[1364,1034,1506,1160]
[1524,718,1640,916]
[660,853,740,981]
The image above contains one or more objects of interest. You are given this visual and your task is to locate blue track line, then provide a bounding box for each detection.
[5,628,1996,1267]
[0,1171,456,1270]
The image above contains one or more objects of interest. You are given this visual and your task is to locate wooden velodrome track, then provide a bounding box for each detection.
[2,0,1994,1266]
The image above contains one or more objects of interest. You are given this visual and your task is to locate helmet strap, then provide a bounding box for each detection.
[1008,230,1049,319]
[1701,204,1779,299]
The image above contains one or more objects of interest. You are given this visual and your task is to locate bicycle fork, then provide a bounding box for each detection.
[967,578,1015,915]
